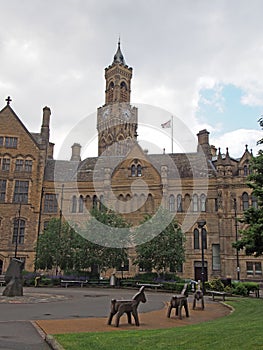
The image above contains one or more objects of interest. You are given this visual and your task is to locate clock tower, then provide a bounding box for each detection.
[97,41,138,156]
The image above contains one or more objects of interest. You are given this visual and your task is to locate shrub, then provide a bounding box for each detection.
[206,278,224,291]
[232,282,248,296]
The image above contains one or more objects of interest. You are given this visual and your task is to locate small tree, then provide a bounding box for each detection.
[134,209,186,274]
[233,118,263,256]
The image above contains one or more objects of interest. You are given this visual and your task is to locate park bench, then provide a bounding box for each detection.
[0,274,6,286]
[60,279,88,288]
[207,290,227,301]
[136,282,163,291]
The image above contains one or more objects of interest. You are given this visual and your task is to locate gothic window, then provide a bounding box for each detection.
[12,218,25,244]
[0,136,3,147]
[200,194,206,212]
[202,228,207,249]
[2,158,10,171]
[252,195,258,209]
[71,195,77,213]
[131,164,136,176]
[15,159,24,172]
[139,193,146,212]
[44,194,58,213]
[184,194,191,212]
[242,192,249,211]
[13,180,29,203]
[107,81,114,102]
[99,195,104,211]
[193,194,198,212]
[25,160,32,172]
[244,165,248,176]
[212,244,220,270]
[177,194,183,212]
[169,195,175,212]
[193,228,199,249]
[137,164,142,177]
[79,195,84,213]
[132,193,138,212]
[0,179,6,202]
[146,193,154,213]
[120,81,127,102]
[92,195,98,209]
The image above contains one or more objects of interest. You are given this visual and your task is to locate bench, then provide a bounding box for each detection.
[60,280,88,288]
[0,275,6,287]
[207,290,227,301]
[136,282,163,291]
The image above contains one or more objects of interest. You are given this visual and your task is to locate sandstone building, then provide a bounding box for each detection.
[0,43,262,282]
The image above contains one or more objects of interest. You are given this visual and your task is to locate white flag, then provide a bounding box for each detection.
[161,120,171,128]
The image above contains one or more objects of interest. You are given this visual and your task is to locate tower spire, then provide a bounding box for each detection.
[113,38,126,65]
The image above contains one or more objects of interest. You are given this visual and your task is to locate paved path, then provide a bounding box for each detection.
[0,286,231,349]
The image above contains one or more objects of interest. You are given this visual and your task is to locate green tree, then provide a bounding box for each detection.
[233,118,263,256]
[134,210,186,274]
[35,213,129,274]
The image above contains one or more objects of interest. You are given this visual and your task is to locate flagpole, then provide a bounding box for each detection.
[171,115,173,154]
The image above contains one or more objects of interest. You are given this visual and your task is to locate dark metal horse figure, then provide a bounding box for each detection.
[107,286,147,327]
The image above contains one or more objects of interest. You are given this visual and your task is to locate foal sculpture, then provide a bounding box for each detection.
[108,286,147,327]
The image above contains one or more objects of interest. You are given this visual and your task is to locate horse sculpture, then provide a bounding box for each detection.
[192,280,204,310]
[167,283,189,319]
[108,286,147,327]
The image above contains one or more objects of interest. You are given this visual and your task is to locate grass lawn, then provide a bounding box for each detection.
[54,298,263,350]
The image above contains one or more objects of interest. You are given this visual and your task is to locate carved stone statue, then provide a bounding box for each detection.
[2,258,23,297]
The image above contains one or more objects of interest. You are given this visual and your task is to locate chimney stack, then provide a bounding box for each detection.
[71,143,81,161]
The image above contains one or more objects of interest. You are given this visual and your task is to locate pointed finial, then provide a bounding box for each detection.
[5,96,12,106]
[245,144,248,151]
[113,38,126,65]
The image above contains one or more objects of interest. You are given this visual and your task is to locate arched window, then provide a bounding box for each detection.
[184,194,191,212]
[194,228,199,249]
[12,218,25,244]
[177,194,183,212]
[137,164,142,177]
[107,81,114,102]
[99,195,104,211]
[202,228,207,249]
[200,194,206,212]
[193,194,198,212]
[131,164,136,176]
[139,193,146,212]
[244,165,248,176]
[242,192,249,211]
[71,195,77,213]
[79,195,84,213]
[93,195,98,209]
[169,195,175,212]
[146,193,154,213]
[252,195,258,209]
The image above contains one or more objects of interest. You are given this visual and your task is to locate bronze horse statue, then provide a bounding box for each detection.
[108,286,147,327]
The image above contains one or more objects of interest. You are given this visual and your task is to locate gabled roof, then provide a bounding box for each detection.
[0,104,41,149]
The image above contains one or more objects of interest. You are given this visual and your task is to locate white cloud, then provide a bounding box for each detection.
[0,1,263,160]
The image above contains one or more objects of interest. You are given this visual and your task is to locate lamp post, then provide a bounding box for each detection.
[233,199,240,280]
[197,219,206,295]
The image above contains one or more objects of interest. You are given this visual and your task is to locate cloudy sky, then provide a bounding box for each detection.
[1,0,263,159]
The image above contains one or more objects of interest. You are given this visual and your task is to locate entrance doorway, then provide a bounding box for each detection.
[0,259,3,274]
[194,261,208,282]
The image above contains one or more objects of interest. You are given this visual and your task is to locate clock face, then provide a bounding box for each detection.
[123,109,131,119]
